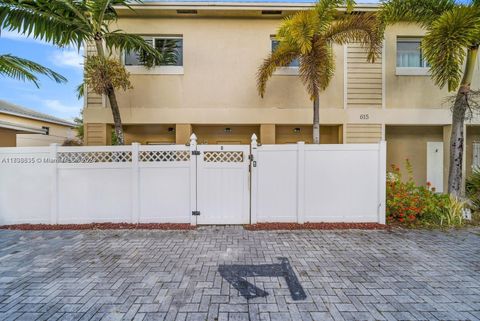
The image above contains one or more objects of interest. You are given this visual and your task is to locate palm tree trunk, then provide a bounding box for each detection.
[94,37,125,145]
[313,96,320,144]
[448,46,478,196]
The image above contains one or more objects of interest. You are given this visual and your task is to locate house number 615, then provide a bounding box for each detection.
[360,114,369,120]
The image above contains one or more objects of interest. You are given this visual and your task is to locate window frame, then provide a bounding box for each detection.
[124,35,184,75]
[395,37,430,76]
[271,36,300,76]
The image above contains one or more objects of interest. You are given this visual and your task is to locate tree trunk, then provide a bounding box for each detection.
[313,96,320,144]
[94,37,125,145]
[448,46,478,196]
[106,85,125,145]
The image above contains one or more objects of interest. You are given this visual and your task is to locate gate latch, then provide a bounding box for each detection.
[192,151,200,156]
[192,211,201,216]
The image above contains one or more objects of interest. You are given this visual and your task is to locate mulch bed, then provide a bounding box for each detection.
[0,223,195,231]
[245,222,389,230]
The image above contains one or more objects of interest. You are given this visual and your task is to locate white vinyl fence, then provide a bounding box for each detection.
[0,134,386,226]
[251,137,386,224]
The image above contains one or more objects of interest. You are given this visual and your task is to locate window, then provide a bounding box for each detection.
[271,39,299,67]
[396,37,428,68]
[125,36,183,67]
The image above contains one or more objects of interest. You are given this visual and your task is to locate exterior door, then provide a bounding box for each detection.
[195,145,250,225]
[427,142,444,193]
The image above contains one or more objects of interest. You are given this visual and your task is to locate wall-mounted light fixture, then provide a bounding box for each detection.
[293,127,301,133]
[224,127,232,133]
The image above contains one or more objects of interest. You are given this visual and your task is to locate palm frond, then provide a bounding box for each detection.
[257,44,299,97]
[422,6,480,91]
[0,54,67,87]
[76,82,85,99]
[379,0,456,27]
[278,11,319,54]
[0,0,91,48]
[325,12,383,63]
[298,40,335,99]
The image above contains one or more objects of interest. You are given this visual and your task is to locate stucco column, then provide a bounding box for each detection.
[84,123,111,146]
[260,124,275,144]
[176,124,192,145]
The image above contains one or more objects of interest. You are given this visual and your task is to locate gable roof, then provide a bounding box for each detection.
[0,100,75,127]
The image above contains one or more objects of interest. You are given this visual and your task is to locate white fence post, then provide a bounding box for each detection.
[132,143,140,224]
[49,143,58,224]
[189,134,198,226]
[297,142,305,224]
[250,134,258,225]
[378,141,387,224]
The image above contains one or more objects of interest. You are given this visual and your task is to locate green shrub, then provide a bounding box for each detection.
[466,168,480,210]
[386,160,463,227]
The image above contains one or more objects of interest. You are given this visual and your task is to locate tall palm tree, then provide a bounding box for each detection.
[0,0,163,145]
[0,53,66,86]
[380,0,480,196]
[257,0,383,144]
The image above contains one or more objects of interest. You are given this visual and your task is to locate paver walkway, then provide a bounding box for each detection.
[0,227,478,321]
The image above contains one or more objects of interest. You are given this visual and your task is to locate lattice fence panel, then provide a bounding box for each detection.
[203,151,244,163]
[140,150,190,162]
[58,151,132,163]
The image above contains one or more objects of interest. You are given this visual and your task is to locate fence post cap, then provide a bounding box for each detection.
[251,134,258,141]
[190,133,197,141]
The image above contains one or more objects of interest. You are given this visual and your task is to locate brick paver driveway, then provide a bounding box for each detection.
[0,227,478,321]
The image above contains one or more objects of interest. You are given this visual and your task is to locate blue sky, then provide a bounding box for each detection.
[0,30,83,121]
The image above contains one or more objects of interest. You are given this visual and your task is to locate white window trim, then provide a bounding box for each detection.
[273,66,299,76]
[126,65,184,75]
[124,35,183,75]
[395,67,430,76]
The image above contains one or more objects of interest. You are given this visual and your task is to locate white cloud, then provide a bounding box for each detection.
[0,29,49,45]
[42,99,82,119]
[51,50,84,70]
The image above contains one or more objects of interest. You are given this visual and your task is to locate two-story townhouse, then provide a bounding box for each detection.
[83,1,480,192]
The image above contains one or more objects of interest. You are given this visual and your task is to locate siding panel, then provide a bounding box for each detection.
[346,124,382,144]
[346,43,383,108]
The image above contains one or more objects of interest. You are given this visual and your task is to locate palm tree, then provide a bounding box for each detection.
[380,0,480,197]
[0,0,163,145]
[257,0,383,144]
[0,53,66,86]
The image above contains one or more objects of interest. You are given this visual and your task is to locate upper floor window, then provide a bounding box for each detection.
[271,38,299,68]
[125,36,183,67]
[396,37,428,68]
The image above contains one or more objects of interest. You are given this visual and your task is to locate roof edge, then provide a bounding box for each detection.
[119,2,379,11]
[0,109,75,128]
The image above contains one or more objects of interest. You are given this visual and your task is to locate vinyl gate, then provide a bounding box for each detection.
[194,145,250,225]
[0,134,386,226]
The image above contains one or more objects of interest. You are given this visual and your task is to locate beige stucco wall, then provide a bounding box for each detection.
[384,23,480,110]
[193,125,260,144]
[124,124,176,144]
[84,16,345,126]
[466,126,480,177]
[276,125,340,144]
[386,126,443,185]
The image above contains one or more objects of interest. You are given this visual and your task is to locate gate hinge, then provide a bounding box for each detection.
[192,211,201,216]
[192,151,200,156]
[248,154,254,161]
